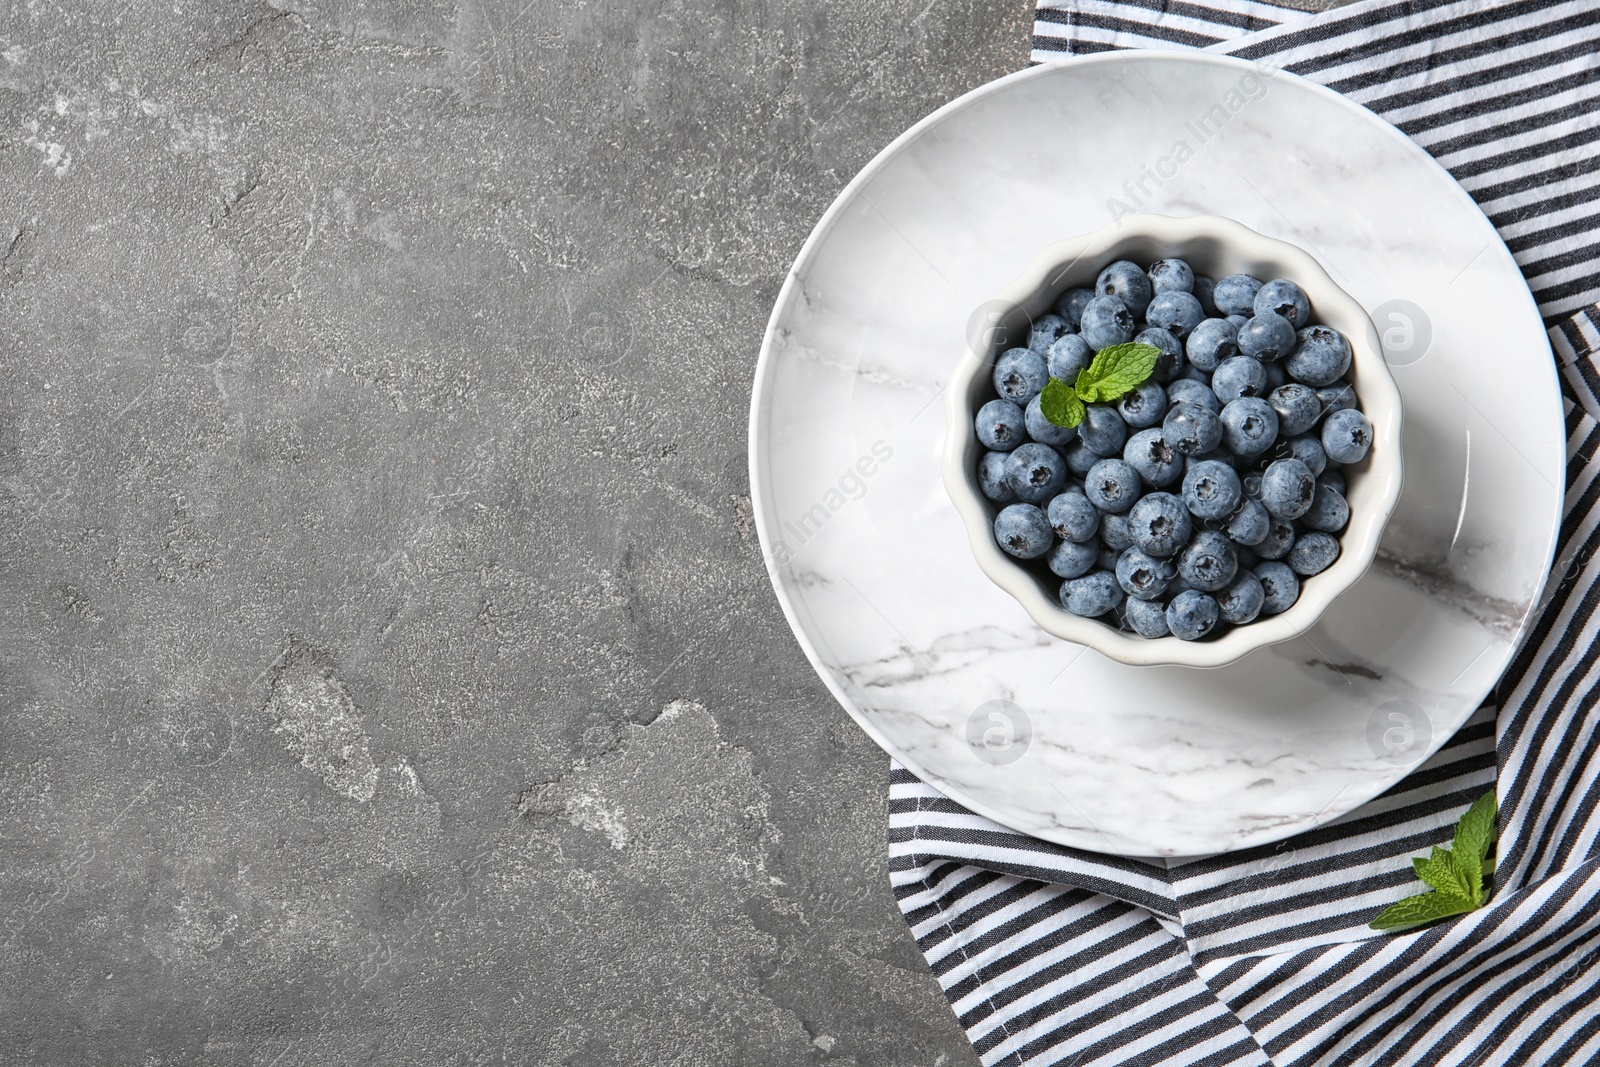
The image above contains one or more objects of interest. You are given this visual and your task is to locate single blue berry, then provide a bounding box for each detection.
[1167,589,1220,640]
[976,399,1025,451]
[1214,274,1263,317]
[1192,275,1218,316]
[1117,547,1174,600]
[1300,485,1349,533]
[1085,458,1143,514]
[1025,393,1078,447]
[1080,295,1135,351]
[1166,378,1220,414]
[1219,396,1279,458]
[1055,288,1097,328]
[1185,448,1236,476]
[1213,355,1267,404]
[1047,487,1100,543]
[1285,434,1326,476]
[1004,442,1068,504]
[1135,327,1185,384]
[1255,561,1300,613]
[1149,258,1194,294]
[994,503,1053,559]
[1177,530,1238,592]
[1242,470,1263,500]
[978,451,1015,503]
[1078,403,1128,457]
[1117,380,1168,429]
[1046,537,1099,579]
[1216,569,1265,625]
[1185,318,1238,372]
[1162,402,1223,456]
[1316,381,1357,419]
[1048,334,1094,383]
[1287,325,1352,386]
[1322,408,1373,463]
[1060,570,1125,617]
[1289,531,1340,575]
[1226,313,1250,331]
[1254,279,1310,328]
[1100,513,1134,551]
[1182,459,1243,521]
[1121,595,1171,638]
[1238,312,1296,361]
[1127,491,1191,557]
[1260,458,1316,520]
[1146,291,1206,339]
[1225,498,1271,546]
[993,348,1049,404]
[1028,314,1074,354]
[1064,438,1101,477]
[1318,468,1346,496]
[1255,519,1296,560]
[1267,383,1321,436]
[1263,360,1287,391]
[1123,428,1184,488]
[1096,260,1153,317]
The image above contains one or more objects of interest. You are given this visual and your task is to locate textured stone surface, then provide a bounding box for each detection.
[0,0,1033,1062]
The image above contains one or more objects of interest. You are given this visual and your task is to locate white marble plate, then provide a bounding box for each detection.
[748,53,1565,856]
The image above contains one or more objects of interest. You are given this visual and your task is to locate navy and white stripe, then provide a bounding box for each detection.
[897,0,1600,1062]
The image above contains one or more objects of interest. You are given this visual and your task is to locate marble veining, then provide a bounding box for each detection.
[749,53,1566,856]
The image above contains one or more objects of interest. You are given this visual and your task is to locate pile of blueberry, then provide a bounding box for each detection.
[975,258,1374,641]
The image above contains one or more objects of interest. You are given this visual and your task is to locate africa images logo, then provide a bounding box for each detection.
[965,699,1033,766]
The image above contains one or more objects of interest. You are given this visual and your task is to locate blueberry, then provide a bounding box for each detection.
[1004,442,1068,503]
[1225,498,1271,546]
[1028,314,1074,355]
[1135,327,1185,384]
[1322,408,1373,464]
[1162,402,1223,456]
[1214,274,1263,317]
[1233,543,1260,571]
[1025,393,1079,448]
[1064,438,1102,477]
[1118,380,1168,430]
[1285,434,1327,476]
[1316,381,1357,419]
[1177,530,1238,592]
[1213,355,1267,404]
[1262,360,1287,391]
[1185,448,1236,475]
[1255,561,1300,613]
[994,503,1053,559]
[1047,487,1100,543]
[1061,570,1125,617]
[1149,258,1194,294]
[1146,292,1205,339]
[1219,396,1279,458]
[1260,458,1316,520]
[1078,403,1128,457]
[1121,595,1171,638]
[1100,512,1134,551]
[1123,428,1184,488]
[1238,313,1296,361]
[1289,531,1341,576]
[1185,318,1238,373]
[1226,313,1250,331]
[993,348,1049,404]
[1081,295,1135,350]
[1166,378,1220,414]
[1287,326,1352,386]
[1216,569,1265,625]
[1167,590,1220,641]
[1242,470,1263,500]
[1182,459,1243,521]
[1046,537,1099,579]
[1192,275,1218,316]
[1048,334,1095,383]
[1055,288,1097,328]
[976,399,1025,451]
[978,451,1015,503]
[1254,279,1310,328]
[1267,383,1322,436]
[1178,364,1213,385]
[1255,519,1297,560]
[1117,547,1174,601]
[1300,485,1350,533]
[1096,260,1154,317]
[1097,545,1121,572]
[1318,469,1346,496]
[1085,458,1142,514]
[1127,491,1191,557]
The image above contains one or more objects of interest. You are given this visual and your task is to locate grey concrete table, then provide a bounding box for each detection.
[0,0,1032,1063]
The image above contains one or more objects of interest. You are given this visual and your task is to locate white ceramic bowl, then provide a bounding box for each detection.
[943,214,1404,668]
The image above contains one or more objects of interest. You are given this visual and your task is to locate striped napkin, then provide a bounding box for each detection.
[889,1,1600,1063]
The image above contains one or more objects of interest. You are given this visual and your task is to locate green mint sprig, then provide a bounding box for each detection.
[1039,342,1162,429]
[1369,792,1498,931]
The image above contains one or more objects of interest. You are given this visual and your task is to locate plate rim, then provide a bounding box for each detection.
[747,50,1565,855]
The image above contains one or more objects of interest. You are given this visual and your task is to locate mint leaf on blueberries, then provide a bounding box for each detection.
[1073,342,1161,404]
[1040,378,1086,428]
[1370,791,1498,931]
